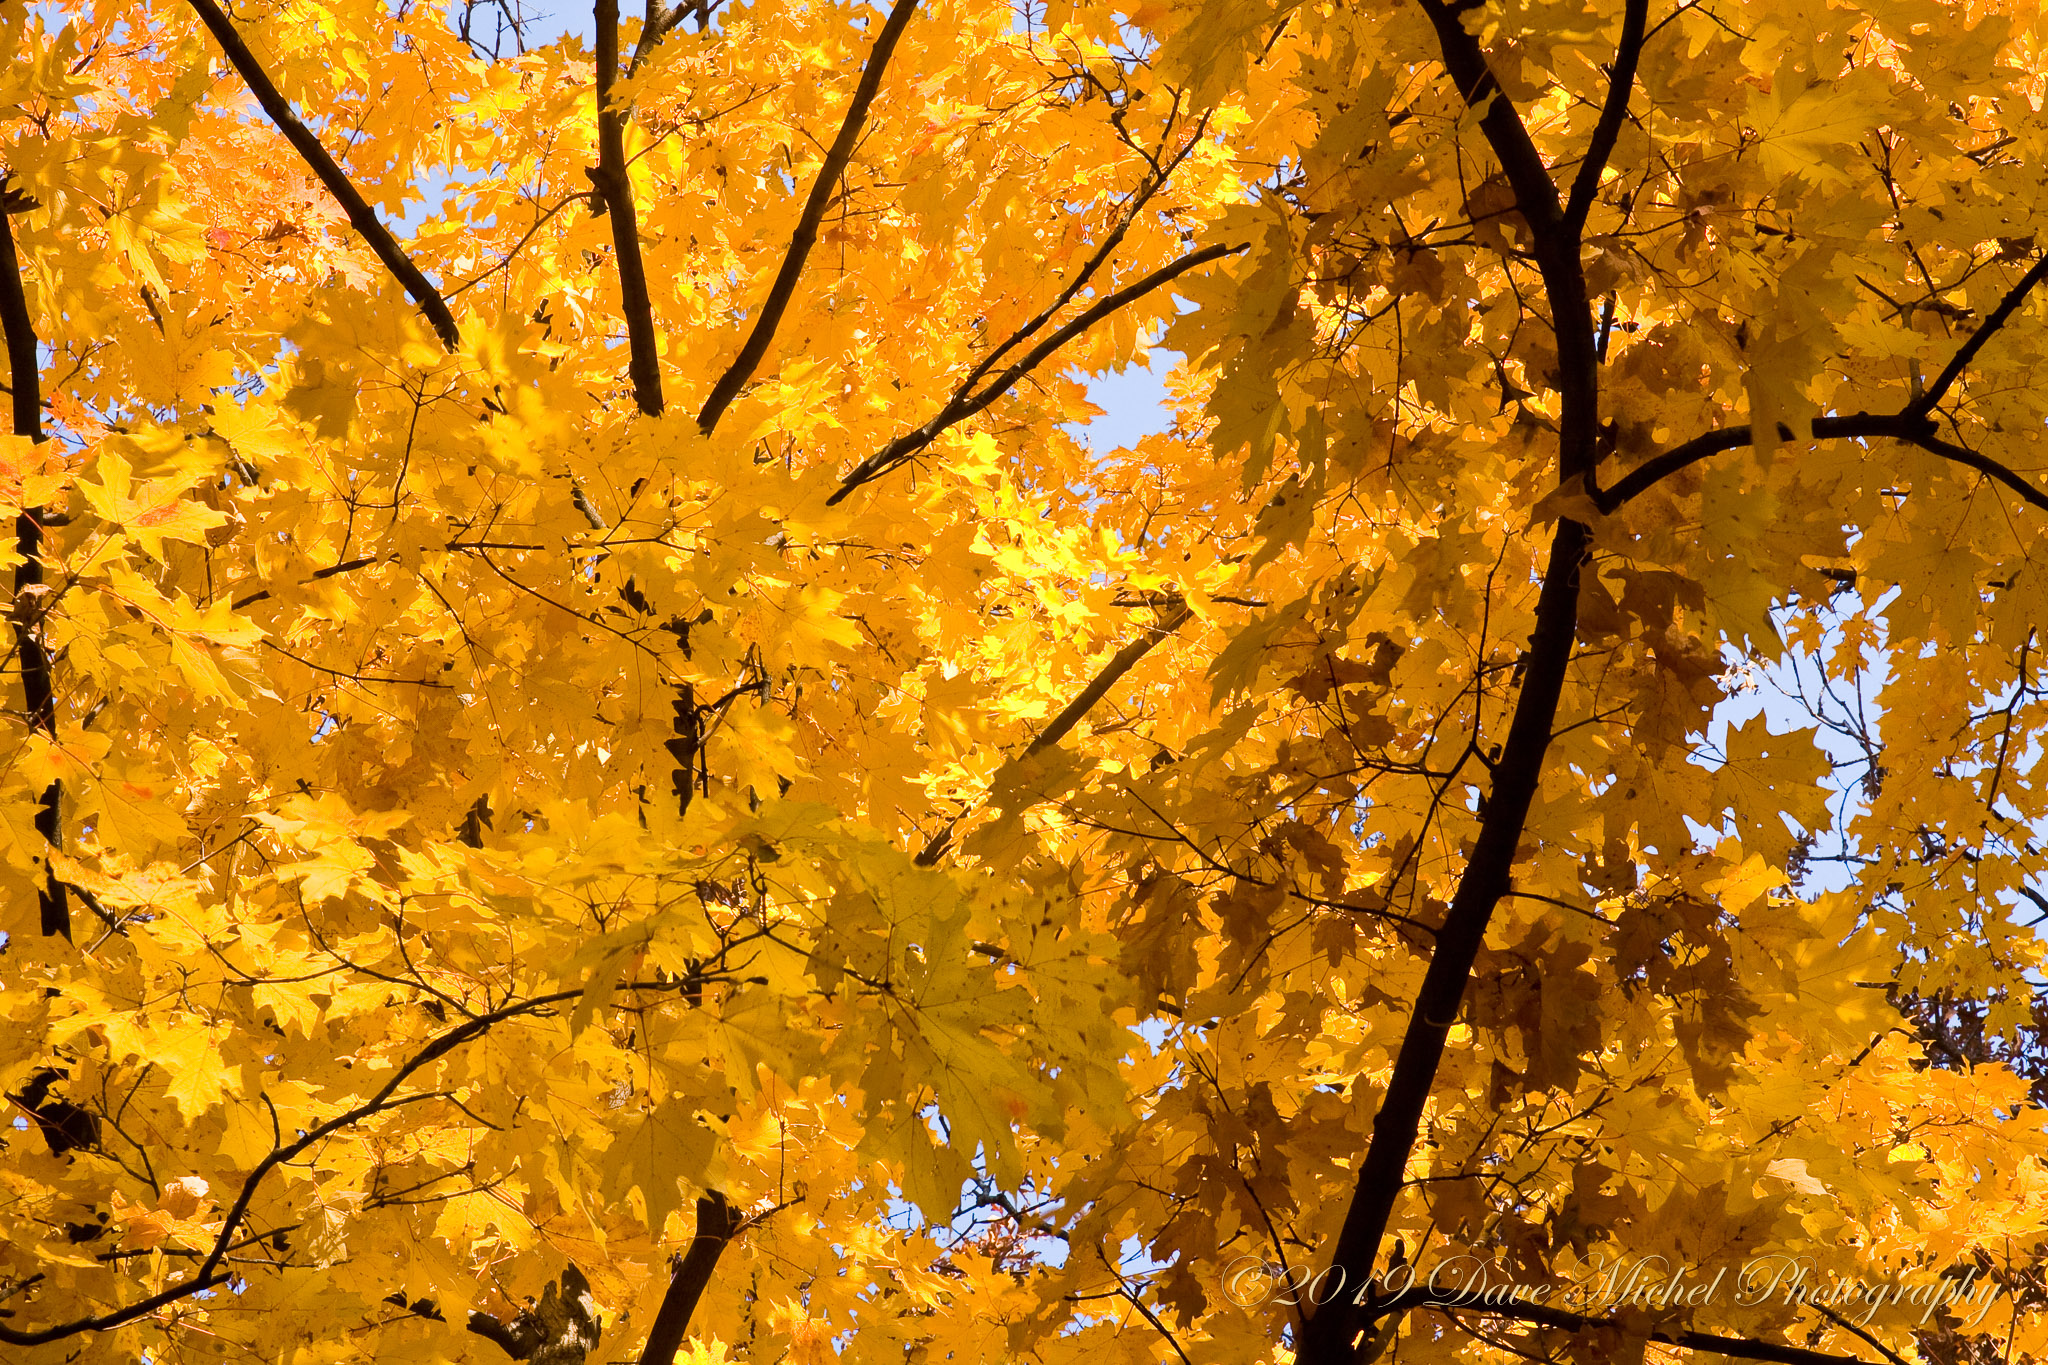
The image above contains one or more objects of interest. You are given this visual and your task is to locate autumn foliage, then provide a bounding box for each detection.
[7,0,2048,1363]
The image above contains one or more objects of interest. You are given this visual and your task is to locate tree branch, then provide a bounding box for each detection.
[826,241,1243,504]
[1110,1274,1195,1365]
[628,0,691,76]
[1911,250,2048,418]
[1023,604,1191,765]
[1295,524,1590,1365]
[230,554,390,610]
[1910,428,2048,510]
[633,1192,743,1365]
[0,982,707,1345]
[0,188,68,941]
[1413,0,1563,236]
[916,605,1191,865]
[183,0,462,351]
[1380,1289,1884,1365]
[591,0,664,416]
[1562,0,1649,232]
[1594,238,2048,512]
[1296,4,1610,1358]
[953,116,1209,402]
[1597,413,1909,509]
[1810,1301,1915,1365]
[1295,13,2048,1359]
[1594,414,2048,515]
[1412,0,1596,485]
[695,0,920,434]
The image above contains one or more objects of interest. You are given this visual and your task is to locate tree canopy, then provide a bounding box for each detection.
[7,0,2048,1363]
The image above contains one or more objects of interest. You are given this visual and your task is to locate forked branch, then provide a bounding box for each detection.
[1912,250,2048,418]
[1411,0,1602,482]
[1596,412,2048,514]
[1295,0,1639,1356]
[1596,247,2048,512]
[1297,6,2048,1358]
[952,114,1210,401]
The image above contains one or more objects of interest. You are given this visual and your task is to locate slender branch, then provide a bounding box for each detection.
[953,115,1209,401]
[445,191,593,300]
[197,994,584,1287]
[1595,411,2048,513]
[1378,1289,1882,1365]
[629,0,689,76]
[1594,242,2048,509]
[1414,0,1564,237]
[1863,429,2048,510]
[1809,1302,1914,1365]
[0,987,606,1345]
[1911,250,2048,418]
[0,189,68,941]
[227,543,539,612]
[826,241,1243,504]
[1114,1282,1195,1365]
[1412,0,1597,485]
[183,0,461,350]
[591,0,664,416]
[695,0,920,434]
[1024,604,1190,764]
[916,606,1191,865]
[1562,0,1649,232]
[230,554,389,609]
[1296,524,1590,1365]
[633,1192,743,1365]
